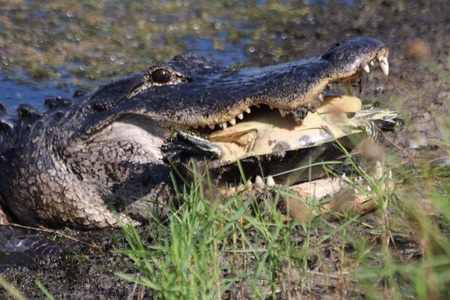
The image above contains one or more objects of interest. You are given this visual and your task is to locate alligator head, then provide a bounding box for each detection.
[0,36,390,229]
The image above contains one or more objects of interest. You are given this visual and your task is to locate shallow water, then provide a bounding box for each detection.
[0,0,271,111]
[0,77,71,111]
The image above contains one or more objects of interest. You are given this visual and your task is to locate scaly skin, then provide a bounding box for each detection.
[0,37,389,229]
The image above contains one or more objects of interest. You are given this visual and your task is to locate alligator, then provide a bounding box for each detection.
[0,36,392,230]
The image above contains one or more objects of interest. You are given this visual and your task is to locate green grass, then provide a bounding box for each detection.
[114,141,450,299]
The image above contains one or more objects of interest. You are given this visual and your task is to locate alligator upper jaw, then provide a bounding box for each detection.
[174,54,389,133]
[205,53,389,131]
[151,36,390,130]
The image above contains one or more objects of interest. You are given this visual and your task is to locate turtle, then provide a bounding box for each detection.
[162,94,402,185]
[162,95,403,220]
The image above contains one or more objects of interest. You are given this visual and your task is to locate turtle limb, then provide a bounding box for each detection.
[286,161,395,222]
[161,130,223,164]
[229,161,395,223]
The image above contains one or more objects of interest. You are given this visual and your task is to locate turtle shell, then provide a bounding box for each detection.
[203,95,367,185]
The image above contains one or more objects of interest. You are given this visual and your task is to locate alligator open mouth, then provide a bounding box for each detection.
[163,45,392,165]
[205,95,365,162]
[163,95,364,164]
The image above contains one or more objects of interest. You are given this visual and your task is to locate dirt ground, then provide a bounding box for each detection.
[0,0,448,299]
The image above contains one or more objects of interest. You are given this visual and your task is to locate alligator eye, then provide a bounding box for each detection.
[151,69,171,83]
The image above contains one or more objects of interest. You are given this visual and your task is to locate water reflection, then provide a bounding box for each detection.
[0,76,71,111]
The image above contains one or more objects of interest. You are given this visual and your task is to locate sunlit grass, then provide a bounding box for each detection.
[114,136,449,299]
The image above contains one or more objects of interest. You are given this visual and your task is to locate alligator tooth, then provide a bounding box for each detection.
[245,108,251,114]
[370,60,375,66]
[363,64,370,73]
[269,105,274,110]
[379,57,389,76]
[318,92,324,102]
[229,118,236,126]
[279,109,287,117]
[237,113,244,120]
[377,55,384,62]
[208,124,215,130]
[255,175,264,186]
[266,176,275,187]
[221,122,227,129]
